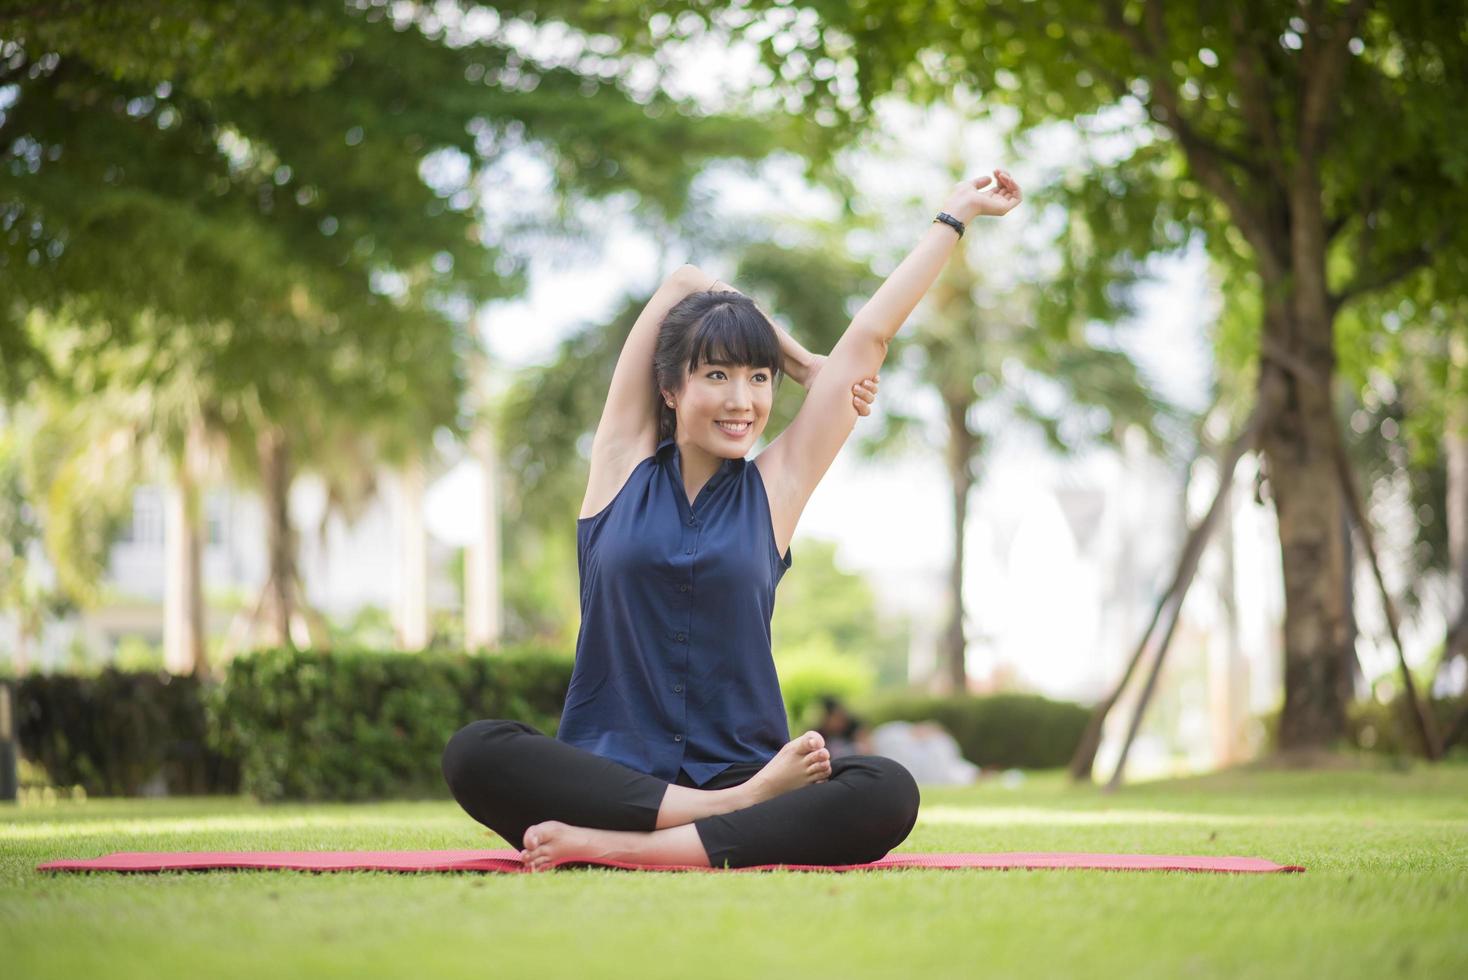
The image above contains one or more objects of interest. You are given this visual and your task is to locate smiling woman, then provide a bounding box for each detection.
[652,289,784,449]
[441,168,1023,872]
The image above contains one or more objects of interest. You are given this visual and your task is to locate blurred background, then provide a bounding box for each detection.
[2,1,1465,800]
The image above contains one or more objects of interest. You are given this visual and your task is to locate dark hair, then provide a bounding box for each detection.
[653,290,782,441]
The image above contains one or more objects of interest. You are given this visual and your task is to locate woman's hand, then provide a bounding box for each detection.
[941,169,1023,223]
[802,354,879,417]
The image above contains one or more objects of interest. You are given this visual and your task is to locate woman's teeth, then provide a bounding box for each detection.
[716,421,751,435]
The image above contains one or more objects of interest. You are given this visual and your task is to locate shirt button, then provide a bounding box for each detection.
[675,632,686,642]
[673,684,683,694]
[679,584,690,593]
[687,517,696,526]
[673,734,683,742]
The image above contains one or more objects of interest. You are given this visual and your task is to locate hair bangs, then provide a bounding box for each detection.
[685,300,781,377]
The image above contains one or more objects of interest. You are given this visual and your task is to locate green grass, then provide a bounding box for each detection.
[4,763,1466,979]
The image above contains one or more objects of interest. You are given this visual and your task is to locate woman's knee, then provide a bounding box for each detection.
[440,718,537,793]
[861,755,922,844]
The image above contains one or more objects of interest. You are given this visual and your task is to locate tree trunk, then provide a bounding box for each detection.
[464,425,503,650]
[257,426,297,649]
[163,419,207,678]
[1258,299,1353,750]
[396,456,429,651]
[1069,396,1269,782]
[941,395,977,694]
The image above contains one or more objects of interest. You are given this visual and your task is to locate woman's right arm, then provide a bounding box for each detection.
[581,263,711,519]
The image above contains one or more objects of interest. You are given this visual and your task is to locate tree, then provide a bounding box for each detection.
[688,0,1468,750]
[1,2,787,660]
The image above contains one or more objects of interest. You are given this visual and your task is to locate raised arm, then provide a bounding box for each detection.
[580,263,712,518]
[756,170,1022,546]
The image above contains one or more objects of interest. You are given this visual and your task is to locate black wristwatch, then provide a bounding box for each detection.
[933,212,965,238]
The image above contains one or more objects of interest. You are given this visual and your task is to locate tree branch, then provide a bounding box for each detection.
[1330,226,1453,314]
[1101,0,1283,278]
[1229,7,1288,187]
[1299,0,1372,161]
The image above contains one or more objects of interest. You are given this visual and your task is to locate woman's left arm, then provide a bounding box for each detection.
[757,169,1022,539]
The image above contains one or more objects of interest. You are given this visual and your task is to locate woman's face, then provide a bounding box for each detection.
[667,358,775,457]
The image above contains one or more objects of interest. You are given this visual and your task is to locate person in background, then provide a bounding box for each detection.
[814,695,875,758]
[818,695,981,786]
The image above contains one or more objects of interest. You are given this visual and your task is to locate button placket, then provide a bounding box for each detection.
[671,516,698,745]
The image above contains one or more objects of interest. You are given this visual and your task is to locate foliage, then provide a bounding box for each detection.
[13,667,237,796]
[858,691,1091,769]
[771,537,908,685]
[0,415,73,646]
[0,0,791,629]
[1347,694,1464,758]
[208,646,572,801]
[775,634,878,732]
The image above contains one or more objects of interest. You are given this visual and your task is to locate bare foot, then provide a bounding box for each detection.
[520,820,710,871]
[520,820,614,871]
[740,731,832,807]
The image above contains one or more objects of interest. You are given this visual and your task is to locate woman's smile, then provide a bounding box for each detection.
[715,419,752,437]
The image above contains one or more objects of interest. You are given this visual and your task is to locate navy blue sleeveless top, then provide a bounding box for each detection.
[556,436,793,786]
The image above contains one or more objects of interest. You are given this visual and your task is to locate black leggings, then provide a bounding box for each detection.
[440,719,921,868]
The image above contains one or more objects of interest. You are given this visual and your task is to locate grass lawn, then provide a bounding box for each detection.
[4,762,1466,979]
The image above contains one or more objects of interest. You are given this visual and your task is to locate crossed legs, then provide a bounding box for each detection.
[441,719,920,870]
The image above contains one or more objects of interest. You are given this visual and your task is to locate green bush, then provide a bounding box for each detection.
[207,646,573,802]
[1347,695,1463,757]
[855,691,1092,769]
[15,668,239,796]
[776,637,876,732]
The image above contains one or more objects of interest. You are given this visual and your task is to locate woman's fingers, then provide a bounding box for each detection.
[851,377,879,417]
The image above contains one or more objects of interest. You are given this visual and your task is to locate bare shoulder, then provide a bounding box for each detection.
[579,427,659,520]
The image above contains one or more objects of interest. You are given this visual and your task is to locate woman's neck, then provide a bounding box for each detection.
[675,434,725,506]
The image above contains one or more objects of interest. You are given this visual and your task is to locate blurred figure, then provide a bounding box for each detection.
[816,696,980,785]
[814,695,875,758]
[869,720,981,786]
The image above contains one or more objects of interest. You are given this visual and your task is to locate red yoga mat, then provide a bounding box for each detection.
[36,849,1304,874]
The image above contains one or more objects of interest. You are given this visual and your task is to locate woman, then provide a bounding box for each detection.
[442,169,1022,869]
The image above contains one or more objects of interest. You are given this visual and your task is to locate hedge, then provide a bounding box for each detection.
[12,646,573,801]
[208,647,572,801]
[13,668,238,796]
[856,692,1092,770]
[14,650,1104,799]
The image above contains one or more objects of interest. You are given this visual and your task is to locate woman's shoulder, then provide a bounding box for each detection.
[579,452,660,525]
[579,431,662,522]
